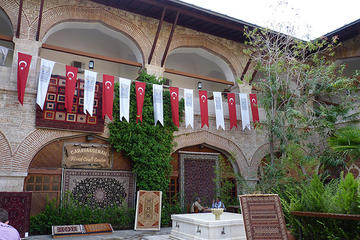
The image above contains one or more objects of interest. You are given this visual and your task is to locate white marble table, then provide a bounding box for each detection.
[169,212,246,240]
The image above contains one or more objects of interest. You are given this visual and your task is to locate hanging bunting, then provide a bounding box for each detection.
[84,70,97,116]
[249,93,260,127]
[36,59,55,110]
[199,90,209,128]
[102,74,114,120]
[65,65,78,112]
[184,89,194,128]
[153,84,163,126]
[135,81,146,123]
[227,93,237,129]
[213,92,225,130]
[0,46,9,66]
[239,93,251,130]
[169,87,179,127]
[119,78,131,122]
[17,52,32,105]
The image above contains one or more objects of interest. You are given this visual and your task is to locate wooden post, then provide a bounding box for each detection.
[161,11,180,67]
[16,0,24,38]
[36,0,45,41]
[148,7,166,64]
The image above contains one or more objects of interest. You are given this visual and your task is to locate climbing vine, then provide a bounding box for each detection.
[109,71,184,194]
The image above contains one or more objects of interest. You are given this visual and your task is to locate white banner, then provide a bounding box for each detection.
[119,77,131,122]
[184,89,194,128]
[153,84,163,126]
[239,93,251,130]
[36,59,55,110]
[0,46,9,66]
[213,92,225,130]
[84,70,97,116]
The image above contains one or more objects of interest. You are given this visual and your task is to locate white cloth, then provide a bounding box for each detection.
[83,70,97,116]
[36,58,55,110]
[119,77,131,122]
[239,93,251,130]
[153,84,163,126]
[184,89,194,128]
[213,92,225,130]
[0,46,9,66]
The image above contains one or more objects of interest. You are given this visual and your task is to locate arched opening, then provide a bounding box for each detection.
[0,7,14,67]
[170,144,240,211]
[164,47,235,92]
[24,135,132,216]
[41,22,143,80]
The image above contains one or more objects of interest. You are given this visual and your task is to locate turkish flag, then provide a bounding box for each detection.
[102,74,114,120]
[249,93,260,127]
[65,65,78,112]
[227,93,237,129]
[135,81,146,123]
[17,52,32,105]
[199,90,209,128]
[169,87,179,127]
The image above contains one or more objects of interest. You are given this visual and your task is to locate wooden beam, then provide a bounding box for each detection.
[0,34,13,42]
[240,58,252,80]
[41,43,142,67]
[139,0,244,33]
[249,70,257,84]
[161,11,179,67]
[16,0,23,38]
[148,7,166,64]
[165,68,234,85]
[36,0,45,41]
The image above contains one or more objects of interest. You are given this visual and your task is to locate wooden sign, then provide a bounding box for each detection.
[63,143,111,169]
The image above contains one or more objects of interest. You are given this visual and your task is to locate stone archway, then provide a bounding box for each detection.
[174,131,248,179]
[12,129,78,173]
[0,131,12,172]
[164,34,242,77]
[34,5,153,65]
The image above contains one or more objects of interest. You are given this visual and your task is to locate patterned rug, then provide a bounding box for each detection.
[36,75,104,133]
[62,169,135,208]
[0,192,32,238]
[239,194,288,240]
[135,190,162,231]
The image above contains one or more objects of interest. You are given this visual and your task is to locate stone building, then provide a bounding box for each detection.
[0,0,358,214]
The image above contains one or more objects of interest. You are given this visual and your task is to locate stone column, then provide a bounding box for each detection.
[145,64,165,79]
[0,172,28,192]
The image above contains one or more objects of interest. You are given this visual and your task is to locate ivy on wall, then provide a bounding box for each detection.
[109,71,184,194]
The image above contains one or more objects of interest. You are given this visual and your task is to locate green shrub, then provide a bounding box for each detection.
[30,198,135,235]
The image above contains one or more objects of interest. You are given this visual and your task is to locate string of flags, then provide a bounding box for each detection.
[15,51,260,131]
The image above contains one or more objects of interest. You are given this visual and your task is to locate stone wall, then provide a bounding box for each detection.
[0,0,265,191]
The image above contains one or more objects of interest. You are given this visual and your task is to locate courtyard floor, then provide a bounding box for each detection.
[26,227,172,240]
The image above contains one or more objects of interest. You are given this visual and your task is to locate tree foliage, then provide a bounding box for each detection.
[108,71,184,194]
[244,27,359,164]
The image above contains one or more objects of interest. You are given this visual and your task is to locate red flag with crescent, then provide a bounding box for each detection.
[249,93,260,127]
[227,93,237,129]
[17,52,32,105]
[65,65,78,112]
[169,87,179,127]
[135,81,146,123]
[199,90,209,128]
[102,74,114,120]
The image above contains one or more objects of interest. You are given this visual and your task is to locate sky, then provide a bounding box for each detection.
[181,0,360,40]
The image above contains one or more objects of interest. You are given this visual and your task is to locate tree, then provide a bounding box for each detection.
[243,27,359,165]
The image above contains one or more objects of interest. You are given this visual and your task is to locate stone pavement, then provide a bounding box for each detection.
[26,227,171,240]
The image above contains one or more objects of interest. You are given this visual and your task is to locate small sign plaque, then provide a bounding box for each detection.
[63,143,111,169]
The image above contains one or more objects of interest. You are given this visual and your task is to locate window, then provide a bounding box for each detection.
[25,174,60,192]
[167,176,178,204]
